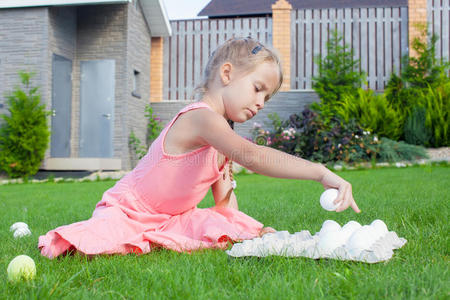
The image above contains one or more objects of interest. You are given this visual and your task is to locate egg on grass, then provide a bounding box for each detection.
[10,222,29,232]
[7,255,36,282]
[13,227,32,238]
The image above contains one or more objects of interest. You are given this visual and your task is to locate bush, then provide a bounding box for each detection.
[404,106,431,146]
[336,88,403,140]
[252,109,428,164]
[0,71,50,178]
[311,30,365,125]
[419,83,450,147]
[252,109,379,164]
[129,105,163,161]
[385,26,449,146]
[378,137,428,162]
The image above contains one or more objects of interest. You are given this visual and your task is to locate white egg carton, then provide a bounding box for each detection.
[226,221,407,263]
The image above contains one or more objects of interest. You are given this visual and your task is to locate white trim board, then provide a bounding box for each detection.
[0,0,130,8]
[0,0,171,37]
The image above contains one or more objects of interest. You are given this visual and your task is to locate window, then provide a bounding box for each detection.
[132,69,141,98]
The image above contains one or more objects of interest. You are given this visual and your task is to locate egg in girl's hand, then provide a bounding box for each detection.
[7,255,36,282]
[319,189,341,211]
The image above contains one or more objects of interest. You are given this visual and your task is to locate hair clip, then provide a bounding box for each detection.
[251,45,263,55]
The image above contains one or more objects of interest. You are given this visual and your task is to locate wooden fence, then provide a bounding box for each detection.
[428,0,450,63]
[162,1,450,100]
[162,17,273,100]
[291,6,409,91]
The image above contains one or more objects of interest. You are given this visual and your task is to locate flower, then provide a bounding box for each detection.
[373,136,378,142]
[253,122,262,129]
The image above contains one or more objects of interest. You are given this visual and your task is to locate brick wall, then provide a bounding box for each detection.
[150,37,164,102]
[408,0,428,57]
[0,7,49,124]
[150,91,319,140]
[125,0,152,169]
[272,0,292,91]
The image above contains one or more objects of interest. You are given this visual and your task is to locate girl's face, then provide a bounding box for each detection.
[221,61,280,123]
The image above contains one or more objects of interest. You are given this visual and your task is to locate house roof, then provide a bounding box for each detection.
[198,0,408,18]
[0,0,171,37]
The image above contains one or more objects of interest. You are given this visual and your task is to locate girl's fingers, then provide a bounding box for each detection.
[350,197,361,213]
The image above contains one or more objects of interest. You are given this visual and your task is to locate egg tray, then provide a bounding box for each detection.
[225,230,407,263]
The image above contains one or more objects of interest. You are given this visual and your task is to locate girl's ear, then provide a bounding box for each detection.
[220,62,233,85]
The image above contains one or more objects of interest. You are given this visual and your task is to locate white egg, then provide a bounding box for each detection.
[317,231,346,256]
[371,219,389,236]
[340,221,362,242]
[274,231,291,240]
[10,222,29,232]
[320,189,340,211]
[262,232,277,242]
[346,225,377,253]
[13,227,32,238]
[319,220,341,236]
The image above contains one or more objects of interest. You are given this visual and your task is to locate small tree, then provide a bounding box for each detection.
[311,31,366,126]
[312,30,365,105]
[0,71,50,178]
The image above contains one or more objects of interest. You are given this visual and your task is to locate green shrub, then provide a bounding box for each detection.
[420,83,450,147]
[336,89,403,140]
[128,105,163,161]
[0,71,50,178]
[252,108,428,164]
[129,130,147,160]
[252,109,379,164]
[144,105,163,144]
[404,106,431,146]
[311,31,365,125]
[385,26,449,145]
[378,137,428,162]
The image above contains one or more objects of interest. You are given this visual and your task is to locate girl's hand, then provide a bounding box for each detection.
[320,170,361,213]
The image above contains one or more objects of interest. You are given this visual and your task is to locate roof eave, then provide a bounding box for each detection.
[140,0,172,37]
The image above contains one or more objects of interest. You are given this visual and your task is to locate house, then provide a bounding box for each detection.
[0,0,171,171]
[198,0,408,18]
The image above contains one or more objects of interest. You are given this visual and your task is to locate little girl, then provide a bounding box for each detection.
[39,37,360,259]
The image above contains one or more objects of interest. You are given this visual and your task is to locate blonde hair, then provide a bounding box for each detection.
[192,37,283,100]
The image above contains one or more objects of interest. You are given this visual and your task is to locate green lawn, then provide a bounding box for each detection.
[1,165,449,299]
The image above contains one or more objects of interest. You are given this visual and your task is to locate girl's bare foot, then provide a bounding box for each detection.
[259,226,276,237]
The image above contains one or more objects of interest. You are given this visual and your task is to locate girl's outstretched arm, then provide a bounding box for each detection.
[194,109,360,213]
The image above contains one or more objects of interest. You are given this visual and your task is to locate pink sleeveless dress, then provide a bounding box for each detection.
[38,102,263,258]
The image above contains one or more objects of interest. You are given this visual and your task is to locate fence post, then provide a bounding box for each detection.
[272,0,292,91]
[150,37,164,102]
[408,0,428,57]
